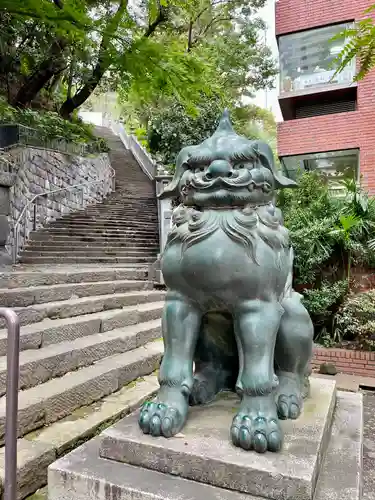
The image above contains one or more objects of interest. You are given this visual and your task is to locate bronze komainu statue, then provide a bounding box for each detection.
[139,111,313,453]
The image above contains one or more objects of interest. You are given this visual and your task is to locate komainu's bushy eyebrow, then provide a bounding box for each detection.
[186,155,213,167]
[230,147,257,163]
[186,145,257,166]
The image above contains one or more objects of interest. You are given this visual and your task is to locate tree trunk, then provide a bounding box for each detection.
[66,54,75,100]
[59,62,107,119]
[12,39,67,108]
[58,0,167,119]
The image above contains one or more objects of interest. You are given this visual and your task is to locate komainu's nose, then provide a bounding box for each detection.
[206,160,233,178]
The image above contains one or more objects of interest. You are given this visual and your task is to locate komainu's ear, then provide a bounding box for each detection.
[158,183,180,199]
[158,149,191,200]
[274,172,298,189]
[253,140,298,189]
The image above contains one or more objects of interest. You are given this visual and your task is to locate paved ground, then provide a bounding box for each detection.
[363,389,375,500]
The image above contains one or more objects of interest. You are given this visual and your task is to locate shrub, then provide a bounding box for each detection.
[333,290,375,350]
[279,171,375,344]
[301,280,348,344]
[0,98,109,153]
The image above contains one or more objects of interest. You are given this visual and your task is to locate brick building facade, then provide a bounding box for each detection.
[275,0,375,193]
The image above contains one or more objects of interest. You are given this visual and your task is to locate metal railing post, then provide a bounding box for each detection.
[33,202,37,231]
[0,308,20,500]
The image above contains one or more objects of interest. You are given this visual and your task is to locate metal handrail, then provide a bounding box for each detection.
[12,166,116,264]
[0,308,20,500]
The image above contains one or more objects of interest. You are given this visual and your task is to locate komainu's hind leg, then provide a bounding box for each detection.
[139,291,202,437]
[274,291,313,420]
[190,312,238,406]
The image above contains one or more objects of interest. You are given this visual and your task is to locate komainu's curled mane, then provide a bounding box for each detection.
[166,203,290,268]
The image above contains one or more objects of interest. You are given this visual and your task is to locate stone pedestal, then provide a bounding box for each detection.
[48,378,363,500]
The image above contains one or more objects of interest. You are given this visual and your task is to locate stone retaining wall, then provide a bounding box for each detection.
[312,346,375,378]
[0,147,113,261]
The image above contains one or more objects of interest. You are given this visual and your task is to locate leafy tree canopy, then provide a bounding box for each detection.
[0,0,276,120]
[137,97,277,167]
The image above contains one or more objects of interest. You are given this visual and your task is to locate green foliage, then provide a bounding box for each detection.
[0,0,277,120]
[302,280,348,334]
[278,171,375,344]
[145,96,224,165]
[132,97,277,166]
[334,290,375,350]
[279,172,335,285]
[0,98,108,152]
[333,4,375,81]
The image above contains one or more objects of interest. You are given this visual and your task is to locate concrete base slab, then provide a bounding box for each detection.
[48,438,260,500]
[47,390,363,500]
[99,378,336,500]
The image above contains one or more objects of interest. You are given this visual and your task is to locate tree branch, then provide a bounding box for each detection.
[187,20,193,52]
[192,15,232,47]
[59,0,128,118]
[53,0,64,9]
[144,2,167,38]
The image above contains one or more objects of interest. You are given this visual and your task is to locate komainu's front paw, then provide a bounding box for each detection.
[138,388,188,438]
[231,395,283,453]
[276,373,303,420]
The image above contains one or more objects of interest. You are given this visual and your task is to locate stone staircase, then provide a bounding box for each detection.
[0,128,166,498]
[20,129,159,265]
[0,266,165,499]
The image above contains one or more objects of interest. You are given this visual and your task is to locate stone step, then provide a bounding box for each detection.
[101,201,157,206]
[27,240,159,249]
[25,245,158,255]
[83,205,158,210]
[0,374,159,500]
[21,249,157,259]
[95,202,158,208]
[0,289,165,327]
[81,215,158,223]
[67,213,159,221]
[0,319,161,396]
[0,340,163,445]
[0,301,164,355]
[53,217,158,226]
[0,268,148,289]
[38,227,159,236]
[90,208,157,214]
[0,279,153,307]
[48,223,158,232]
[62,215,158,223]
[29,233,159,244]
[20,253,155,265]
[46,222,158,232]
[19,256,154,264]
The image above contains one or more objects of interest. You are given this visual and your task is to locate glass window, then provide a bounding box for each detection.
[281,149,359,191]
[279,23,356,94]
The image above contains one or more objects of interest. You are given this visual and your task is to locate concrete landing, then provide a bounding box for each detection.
[47,390,363,500]
[99,378,336,500]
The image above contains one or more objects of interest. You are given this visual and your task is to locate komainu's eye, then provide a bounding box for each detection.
[194,166,205,173]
